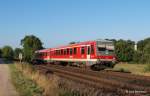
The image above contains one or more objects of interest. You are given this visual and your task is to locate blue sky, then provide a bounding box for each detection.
[0,0,150,48]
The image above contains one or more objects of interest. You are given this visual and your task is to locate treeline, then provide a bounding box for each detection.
[110,38,150,64]
[0,35,43,62]
[0,35,150,64]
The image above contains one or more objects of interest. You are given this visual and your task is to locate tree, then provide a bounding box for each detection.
[143,42,150,54]
[142,42,150,63]
[0,48,2,58]
[136,37,150,63]
[14,48,22,60]
[2,46,14,60]
[21,35,43,62]
[69,41,80,44]
[137,37,150,51]
[115,40,134,62]
[69,41,76,44]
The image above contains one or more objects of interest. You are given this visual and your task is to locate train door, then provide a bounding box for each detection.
[87,45,90,60]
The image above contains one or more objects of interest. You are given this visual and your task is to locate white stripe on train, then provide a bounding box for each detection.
[43,58,113,62]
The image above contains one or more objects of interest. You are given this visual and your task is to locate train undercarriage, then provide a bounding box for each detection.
[32,59,116,71]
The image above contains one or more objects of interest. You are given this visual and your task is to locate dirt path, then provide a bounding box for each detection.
[0,59,18,96]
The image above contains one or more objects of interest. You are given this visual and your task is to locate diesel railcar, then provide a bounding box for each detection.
[34,39,116,70]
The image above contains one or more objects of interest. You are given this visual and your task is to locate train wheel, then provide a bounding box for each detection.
[60,61,68,66]
[91,64,106,71]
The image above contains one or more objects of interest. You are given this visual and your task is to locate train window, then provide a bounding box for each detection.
[64,49,66,55]
[57,50,59,55]
[39,53,41,57]
[67,48,69,55]
[45,53,47,56]
[70,48,72,55]
[61,49,63,55]
[59,50,61,55]
[87,46,90,55]
[54,51,56,55]
[74,48,77,54]
[81,47,85,54]
[65,49,66,55]
[56,50,59,55]
[55,50,57,55]
[91,45,94,54]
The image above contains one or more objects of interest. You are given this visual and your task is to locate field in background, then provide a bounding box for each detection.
[113,63,150,76]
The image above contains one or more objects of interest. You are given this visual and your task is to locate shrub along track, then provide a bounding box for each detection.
[34,64,150,95]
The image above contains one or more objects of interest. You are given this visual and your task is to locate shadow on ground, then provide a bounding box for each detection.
[0,58,14,64]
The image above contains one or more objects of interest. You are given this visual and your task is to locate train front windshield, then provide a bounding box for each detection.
[96,41,115,55]
[98,47,114,55]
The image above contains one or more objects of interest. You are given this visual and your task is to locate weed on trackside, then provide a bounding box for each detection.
[9,64,43,96]
[9,63,81,96]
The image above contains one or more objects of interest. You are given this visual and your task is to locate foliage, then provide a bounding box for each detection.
[21,64,58,96]
[113,38,150,64]
[9,64,43,96]
[0,48,2,58]
[137,37,150,51]
[132,51,142,63]
[2,45,14,60]
[21,35,43,62]
[69,41,76,44]
[14,48,22,59]
[115,39,134,62]
[69,41,80,44]
[143,42,150,54]
[134,37,150,64]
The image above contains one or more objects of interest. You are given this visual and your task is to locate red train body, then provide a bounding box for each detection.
[34,39,116,69]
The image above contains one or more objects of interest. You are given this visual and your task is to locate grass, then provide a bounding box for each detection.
[12,63,60,96]
[116,68,130,73]
[9,63,80,96]
[144,64,150,72]
[10,62,150,96]
[9,64,43,96]
[113,63,150,76]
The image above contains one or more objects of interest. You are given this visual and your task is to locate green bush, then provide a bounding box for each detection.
[2,46,14,60]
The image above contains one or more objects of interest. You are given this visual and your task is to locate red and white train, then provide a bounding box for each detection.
[33,39,116,70]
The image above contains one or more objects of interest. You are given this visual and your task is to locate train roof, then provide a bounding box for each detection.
[35,48,50,53]
[35,39,113,52]
[50,39,113,50]
[96,39,113,42]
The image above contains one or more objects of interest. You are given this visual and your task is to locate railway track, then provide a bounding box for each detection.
[47,64,150,87]
[34,64,150,95]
